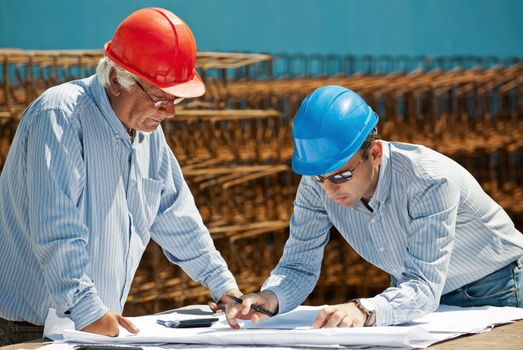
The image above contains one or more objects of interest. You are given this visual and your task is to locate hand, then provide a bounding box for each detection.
[225,290,278,329]
[312,302,367,328]
[80,310,139,336]
[208,288,243,313]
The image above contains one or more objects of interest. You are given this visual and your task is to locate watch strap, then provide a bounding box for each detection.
[351,299,376,327]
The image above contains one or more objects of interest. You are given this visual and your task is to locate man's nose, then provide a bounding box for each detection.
[160,102,176,118]
[321,180,339,196]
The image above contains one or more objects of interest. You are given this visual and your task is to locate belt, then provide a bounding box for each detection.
[0,317,43,329]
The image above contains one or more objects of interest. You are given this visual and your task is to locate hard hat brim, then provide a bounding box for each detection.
[160,70,206,98]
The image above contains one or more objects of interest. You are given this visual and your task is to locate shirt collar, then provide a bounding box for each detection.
[88,74,133,143]
[368,140,392,211]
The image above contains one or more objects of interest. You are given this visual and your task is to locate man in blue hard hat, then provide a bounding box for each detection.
[226,85,523,328]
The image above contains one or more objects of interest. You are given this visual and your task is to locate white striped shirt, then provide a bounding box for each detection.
[0,75,237,329]
[263,141,523,326]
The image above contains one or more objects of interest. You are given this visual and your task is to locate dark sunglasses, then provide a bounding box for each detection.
[312,159,362,184]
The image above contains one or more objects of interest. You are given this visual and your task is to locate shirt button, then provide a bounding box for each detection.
[370,218,376,224]
[379,247,385,252]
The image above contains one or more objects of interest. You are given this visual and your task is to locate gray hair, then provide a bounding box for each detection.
[96,56,136,91]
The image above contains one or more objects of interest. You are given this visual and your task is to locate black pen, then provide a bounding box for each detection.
[226,294,275,317]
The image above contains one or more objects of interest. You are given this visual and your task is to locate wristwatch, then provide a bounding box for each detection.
[351,298,376,326]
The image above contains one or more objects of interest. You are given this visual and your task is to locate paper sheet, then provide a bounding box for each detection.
[44,304,523,349]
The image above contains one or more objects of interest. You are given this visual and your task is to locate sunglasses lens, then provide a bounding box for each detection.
[313,170,353,184]
[329,173,352,184]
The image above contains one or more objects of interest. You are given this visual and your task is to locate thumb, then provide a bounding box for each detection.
[117,314,139,334]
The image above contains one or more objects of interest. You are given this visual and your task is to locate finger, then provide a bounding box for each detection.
[208,301,225,313]
[226,302,243,320]
[226,308,242,329]
[312,307,334,328]
[324,311,345,328]
[338,315,354,328]
[240,298,254,315]
[221,289,242,303]
[117,315,139,334]
[225,302,245,328]
[227,318,241,329]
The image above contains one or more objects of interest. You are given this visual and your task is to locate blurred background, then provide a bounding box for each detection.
[1,0,522,57]
[1,0,522,315]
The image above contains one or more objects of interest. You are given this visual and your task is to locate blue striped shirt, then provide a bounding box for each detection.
[0,75,237,329]
[263,141,523,326]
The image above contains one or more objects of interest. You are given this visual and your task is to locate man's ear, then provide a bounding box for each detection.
[370,140,383,162]
[108,68,123,96]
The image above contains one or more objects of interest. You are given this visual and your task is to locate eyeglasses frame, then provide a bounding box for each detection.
[134,79,184,107]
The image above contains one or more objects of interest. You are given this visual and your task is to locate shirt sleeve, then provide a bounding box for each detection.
[26,109,108,330]
[262,176,333,313]
[371,177,460,326]
[149,133,238,302]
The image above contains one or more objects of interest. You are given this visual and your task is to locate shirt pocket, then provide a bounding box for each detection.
[142,177,163,228]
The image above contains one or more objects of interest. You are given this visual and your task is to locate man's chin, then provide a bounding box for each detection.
[139,124,161,134]
[334,196,357,207]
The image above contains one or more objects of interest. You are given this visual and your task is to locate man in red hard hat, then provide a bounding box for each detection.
[226,85,523,329]
[0,8,240,344]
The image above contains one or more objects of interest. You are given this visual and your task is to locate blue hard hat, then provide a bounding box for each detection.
[291,85,379,175]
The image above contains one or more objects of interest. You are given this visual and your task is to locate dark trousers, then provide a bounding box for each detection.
[0,318,44,346]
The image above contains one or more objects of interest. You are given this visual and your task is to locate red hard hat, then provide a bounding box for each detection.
[104,7,205,98]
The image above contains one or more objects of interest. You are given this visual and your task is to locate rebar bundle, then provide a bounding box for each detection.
[1,50,521,315]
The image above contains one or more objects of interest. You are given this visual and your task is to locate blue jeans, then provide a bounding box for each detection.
[440,256,523,307]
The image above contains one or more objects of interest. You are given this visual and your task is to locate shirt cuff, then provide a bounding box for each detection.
[370,295,393,326]
[207,269,239,302]
[261,275,293,314]
[68,293,109,330]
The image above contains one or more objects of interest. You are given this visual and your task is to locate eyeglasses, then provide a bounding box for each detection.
[134,79,184,107]
[312,159,362,184]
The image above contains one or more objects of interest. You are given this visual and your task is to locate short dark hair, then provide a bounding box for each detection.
[360,127,378,160]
